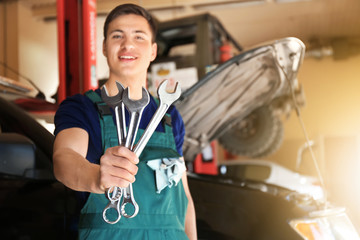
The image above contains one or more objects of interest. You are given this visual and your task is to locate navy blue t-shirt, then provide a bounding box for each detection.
[54,88,185,163]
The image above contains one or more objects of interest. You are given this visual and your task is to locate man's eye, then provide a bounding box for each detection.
[135,36,144,40]
[112,35,122,39]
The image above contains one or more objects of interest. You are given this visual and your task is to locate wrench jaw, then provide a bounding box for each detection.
[100,82,125,109]
[101,82,127,145]
[122,87,150,114]
[116,81,125,94]
[157,79,182,105]
[103,200,122,224]
[103,186,123,224]
[120,184,140,218]
[133,81,182,158]
[122,87,150,149]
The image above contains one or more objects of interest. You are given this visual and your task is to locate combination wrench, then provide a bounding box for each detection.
[101,82,127,224]
[133,79,181,155]
[120,87,150,218]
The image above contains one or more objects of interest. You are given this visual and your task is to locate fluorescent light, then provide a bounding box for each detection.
[193,0,266,11]
[276,0,313,3]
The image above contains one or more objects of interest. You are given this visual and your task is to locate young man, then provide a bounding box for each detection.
[53,4,197,239]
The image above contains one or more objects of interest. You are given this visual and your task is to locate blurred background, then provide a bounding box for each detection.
[1,0,360,232]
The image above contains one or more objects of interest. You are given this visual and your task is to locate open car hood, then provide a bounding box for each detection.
[175,37,305,161]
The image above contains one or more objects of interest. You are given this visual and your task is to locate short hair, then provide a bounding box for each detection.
[103,3,157,43]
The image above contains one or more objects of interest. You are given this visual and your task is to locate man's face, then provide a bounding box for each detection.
[103,14,157,80]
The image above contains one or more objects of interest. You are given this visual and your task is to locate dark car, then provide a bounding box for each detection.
[189,172,360,240]
[0,88,79,240]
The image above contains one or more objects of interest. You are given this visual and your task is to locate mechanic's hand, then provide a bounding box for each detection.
[99,146,139,192]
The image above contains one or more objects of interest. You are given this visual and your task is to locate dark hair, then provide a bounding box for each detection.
[103,4,157,43]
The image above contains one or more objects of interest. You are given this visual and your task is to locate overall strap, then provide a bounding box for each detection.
[85,90,117,152]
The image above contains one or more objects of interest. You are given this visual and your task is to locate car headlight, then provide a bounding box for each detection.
[289,207,360,240]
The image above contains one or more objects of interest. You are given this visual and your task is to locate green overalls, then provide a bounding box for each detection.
[78,91,189,239]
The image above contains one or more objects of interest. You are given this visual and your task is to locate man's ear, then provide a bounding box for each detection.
[150,43,157,62]
[102,40,107,57]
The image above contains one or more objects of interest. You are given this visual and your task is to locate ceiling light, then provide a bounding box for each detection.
[193,0,266,11]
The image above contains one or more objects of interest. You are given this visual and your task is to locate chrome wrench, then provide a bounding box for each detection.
[133,79,182,156]
[101,82,128,224]
[101,82,127,144]
[120,87,150,218]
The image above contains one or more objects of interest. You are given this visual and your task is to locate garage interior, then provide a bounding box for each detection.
[1,0,360,238]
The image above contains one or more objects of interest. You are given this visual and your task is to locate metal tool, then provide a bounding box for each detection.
[102,186,122,224]
[133,80,181,156]
[120,87,150,218]
[122,87,150,150]
[101,82,127,224]
[101,82,127,144]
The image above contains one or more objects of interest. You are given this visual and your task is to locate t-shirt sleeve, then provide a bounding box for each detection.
[169,106,185,157]
[54,94,98,136]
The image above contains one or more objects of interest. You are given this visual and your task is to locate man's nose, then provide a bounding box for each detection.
[122,37,135,50]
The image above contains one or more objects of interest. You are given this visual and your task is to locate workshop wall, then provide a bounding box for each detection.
[18,3,58,101]
[284,55,360,139]
[96,15,108,81]
[13,4,108,102]
[0,3,4,76]
[271,55,360,171]
[269,54,360,230]
[0,1,19,81]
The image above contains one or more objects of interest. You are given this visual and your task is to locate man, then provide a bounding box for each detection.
[53,4,197,239]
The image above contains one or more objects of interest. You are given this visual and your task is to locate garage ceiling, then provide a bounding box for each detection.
[20,0,360,56]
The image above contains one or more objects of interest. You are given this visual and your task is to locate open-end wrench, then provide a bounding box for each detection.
[120,87,150,218]
[101,82,128,224]
[101,82,127,144]
[133,79,181,156]
[122,87,150,150]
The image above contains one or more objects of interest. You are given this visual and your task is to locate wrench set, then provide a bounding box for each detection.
[100,79,181,224]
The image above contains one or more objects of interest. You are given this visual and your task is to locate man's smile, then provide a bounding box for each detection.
[119,54,137,61]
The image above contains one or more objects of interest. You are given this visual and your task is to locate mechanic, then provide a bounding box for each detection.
[52,3,197,239]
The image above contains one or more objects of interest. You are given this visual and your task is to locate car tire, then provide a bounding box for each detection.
[219,105,283,158]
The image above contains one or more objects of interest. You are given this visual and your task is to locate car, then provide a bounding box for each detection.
[0,82,78,240]
[150,13,306,160]
[218,159,325,201]
[189,171,360,240]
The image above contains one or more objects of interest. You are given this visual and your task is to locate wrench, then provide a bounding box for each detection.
[101,82,128,224]
[120,87,150,218]
[101,81,127,144]
[102,186,122,224]
[133,79,182,156]
[122,87,150,150]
